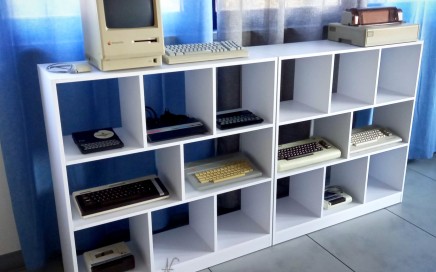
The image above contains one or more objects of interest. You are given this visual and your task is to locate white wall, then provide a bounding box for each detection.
[0,143,21,255]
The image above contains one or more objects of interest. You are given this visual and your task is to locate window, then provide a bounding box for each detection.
[7,0,79,18]
[216,0,341,11]
[161,0,183,13]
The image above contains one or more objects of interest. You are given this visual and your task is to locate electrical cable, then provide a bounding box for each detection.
[46,63,74,73]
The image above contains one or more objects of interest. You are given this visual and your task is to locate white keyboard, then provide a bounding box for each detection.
[277,137,341,172]
[350,126,402,153]
[163,41,248,64]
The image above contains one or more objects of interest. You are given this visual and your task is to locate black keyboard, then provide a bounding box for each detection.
[73,175,169,217]
[216,110,263,130]
[72,127,124,154]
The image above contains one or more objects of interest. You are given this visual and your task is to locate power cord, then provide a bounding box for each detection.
[46,63,91,73]
[46,63,73,73]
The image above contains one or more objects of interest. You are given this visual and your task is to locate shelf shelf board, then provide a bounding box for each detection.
[349,142,408,160]
[276,157,347,179]
[279,100,326,125]
[145,132,215,150]
[215,123,274,138]
[366,176,401,203]
[77,241,147,272]
[184,175,271,202]
[153,225,213,271]
[217,210,269,250]
[376,87,414,106]
[275,197,320,231]
[330,93,373,113]
[322,201,362,217]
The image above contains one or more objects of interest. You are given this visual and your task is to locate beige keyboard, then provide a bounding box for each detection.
[194,160,253,183]
[185,153,262,191]
[163,41,248,64]
[277,137,341,172]
[350,126,402,153]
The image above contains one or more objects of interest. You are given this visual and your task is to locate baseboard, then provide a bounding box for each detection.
[0,251,25,271]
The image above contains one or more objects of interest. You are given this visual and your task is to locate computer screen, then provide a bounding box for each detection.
[103,0,155,28]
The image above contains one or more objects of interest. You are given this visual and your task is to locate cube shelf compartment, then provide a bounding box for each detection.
[38,40,422,272]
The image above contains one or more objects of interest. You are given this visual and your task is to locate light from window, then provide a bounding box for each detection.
[7,0,79,18]
[216,0,342,11]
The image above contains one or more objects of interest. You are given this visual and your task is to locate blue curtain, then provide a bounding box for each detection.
[407,2,436,159]
[368,0,436,159]
[0,0,212,269]
[1,0,434,269]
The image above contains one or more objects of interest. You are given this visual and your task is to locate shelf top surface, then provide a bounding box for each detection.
[37,40,423,84]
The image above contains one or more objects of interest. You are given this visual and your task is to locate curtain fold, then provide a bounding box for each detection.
[368,0,436,159]
[407,1,436,159]
[1,1,84,269]
[216,0,366,46]
[0,0,212,269]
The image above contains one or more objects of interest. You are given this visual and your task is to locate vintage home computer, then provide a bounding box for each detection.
[79,0,164,71]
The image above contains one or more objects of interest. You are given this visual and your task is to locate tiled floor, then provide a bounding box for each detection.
[203,155,436,272]
[21,156,436,272]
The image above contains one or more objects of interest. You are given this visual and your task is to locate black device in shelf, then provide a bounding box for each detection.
[146,109,207,142]
[216,109,264,130]
[323,185,352,210]
[72,127,124,154]
[73,175,169,218]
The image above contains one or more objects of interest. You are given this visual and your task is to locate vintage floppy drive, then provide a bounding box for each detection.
[328,22,419,47]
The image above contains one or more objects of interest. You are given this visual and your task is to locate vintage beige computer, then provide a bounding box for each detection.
[79,0,164,71]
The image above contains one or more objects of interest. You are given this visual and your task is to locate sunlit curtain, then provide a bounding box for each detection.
[0,0,212,270]
[216,0,367,45]
[215,0,367,139]
[368,0,436,159]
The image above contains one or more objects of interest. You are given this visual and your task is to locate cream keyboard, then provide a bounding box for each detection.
[350,126,402,153]
[185,153,262,191]
[163,41,248,64]
[277,137,341,172]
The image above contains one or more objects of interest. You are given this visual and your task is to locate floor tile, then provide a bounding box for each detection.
[407,156,436,181]
[309,209,436,272]
[209,236,352,272]
[388,169,436,237]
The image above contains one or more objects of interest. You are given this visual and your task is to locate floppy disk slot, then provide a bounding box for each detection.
[134,38,158,43]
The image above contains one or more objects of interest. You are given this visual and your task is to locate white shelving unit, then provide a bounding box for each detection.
[38,40,422,272]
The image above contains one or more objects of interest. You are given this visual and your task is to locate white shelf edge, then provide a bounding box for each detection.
[184,177,271,203]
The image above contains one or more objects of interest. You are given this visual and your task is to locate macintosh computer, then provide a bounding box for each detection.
[79,0,164,71]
